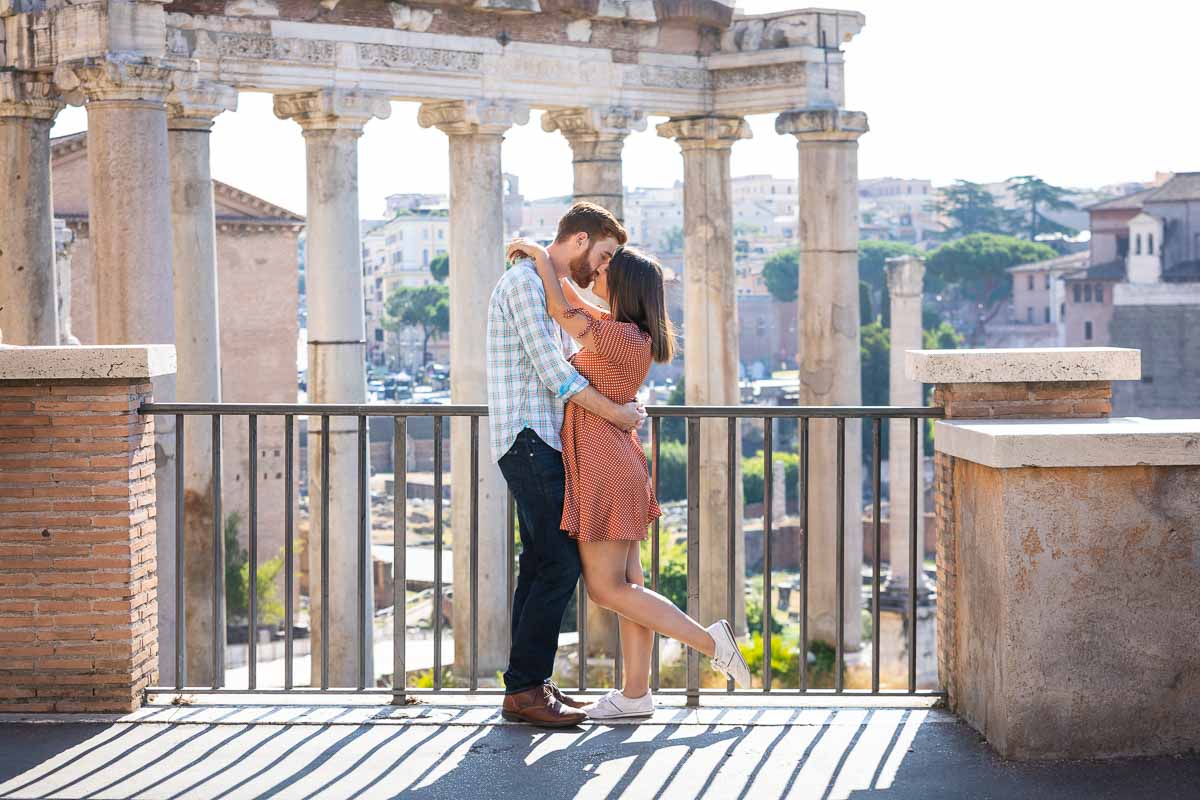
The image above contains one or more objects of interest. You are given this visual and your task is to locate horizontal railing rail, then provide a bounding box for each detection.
[139,400,945,704]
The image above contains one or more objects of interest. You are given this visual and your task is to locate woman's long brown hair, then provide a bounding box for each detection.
[606,247,676,364]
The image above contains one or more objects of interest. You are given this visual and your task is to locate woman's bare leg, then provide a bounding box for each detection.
[579,540,716,658]
[618,542,654,698]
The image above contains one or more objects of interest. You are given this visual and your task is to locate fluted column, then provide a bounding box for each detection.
[777,108,868,651]
[0,73,63,345]
[542,106,645,222]
[168,81,236,686]
[657,115,751,634]
[56,55,183,675]
[885,255,926,591]
[275,89,390,688]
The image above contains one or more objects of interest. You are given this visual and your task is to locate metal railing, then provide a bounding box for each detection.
[140,401,945,704]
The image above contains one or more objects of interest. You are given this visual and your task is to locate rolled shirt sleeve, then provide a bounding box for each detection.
[507,268,589,401]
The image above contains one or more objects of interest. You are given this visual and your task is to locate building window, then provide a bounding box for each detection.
[422,249,429,265]
[374,329,384,342]
[438,229,444,240]
[1135,233,1142,255]
[1095,285,1104,303]
[1027,307,1034,323]
[1060,302,1066,319]
[1073,284,1081,302]
[391,251,402,265]
[1044,306,1051,323]
[1084,284,1093,302]
[1084,321,1093,340]
[1027,274,1034,290]
[1147,233,1154,254]
[1045,273,1051,289]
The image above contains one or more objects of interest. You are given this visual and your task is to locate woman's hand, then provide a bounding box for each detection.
[506,237,548,266]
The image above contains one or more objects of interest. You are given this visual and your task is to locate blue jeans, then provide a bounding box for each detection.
[498,428,582,694]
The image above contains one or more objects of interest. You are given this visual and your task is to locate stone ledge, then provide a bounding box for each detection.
[934,417,1200,468]
[906,347,1140,384]
[0,345,176,381]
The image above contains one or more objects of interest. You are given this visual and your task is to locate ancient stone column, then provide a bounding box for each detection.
[542,106,645,222]
[658,115,751,634]
[419,99,527,680]
[168,82,236,686]
[776,108,868,651]
[275,89,389,687]
[55,56,183,676]
[53,221,78,346]
[0,73,63,346]
[885,255,926,592]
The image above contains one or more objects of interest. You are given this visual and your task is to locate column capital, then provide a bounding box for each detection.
[417,99,529,136]
[273,89,391,133]
[776,108,868,142]
[167,80,237,132]
[541,106,647,139]
[0,72,64,121]
[656,115,751,151]
[53,56,176,105]
[885,255,925,298]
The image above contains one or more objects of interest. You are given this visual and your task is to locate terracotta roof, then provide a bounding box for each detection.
[1063,259,1126,282]
[1143,172,1200,203]
[1006,250,1089,274]
[1086,188,1154,211]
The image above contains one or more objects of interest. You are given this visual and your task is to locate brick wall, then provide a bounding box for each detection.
[0,379,158,712]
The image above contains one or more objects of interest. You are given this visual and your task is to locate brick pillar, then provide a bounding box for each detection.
[909,347,1140,708]
[0,345,174,713]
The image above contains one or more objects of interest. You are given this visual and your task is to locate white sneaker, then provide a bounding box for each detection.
[706,619,751,688]
[583,689,655,721]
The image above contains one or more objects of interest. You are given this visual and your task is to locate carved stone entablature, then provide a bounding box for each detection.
[53,56,175,105]
[215,33,336,65]
[632,64,709,90]
[167,77,238,131]
[417,99,529,136]
[595,0,656,24]
[357,43,482,73]
[541,106,647,138]
[0,72,64,120]
[656,114,751,151]
[721,10,864,52]
[712,61,807,91]
[273,89,391,132]
[473,0,541,13]
[775,107,867,142]
[389,3,435,31]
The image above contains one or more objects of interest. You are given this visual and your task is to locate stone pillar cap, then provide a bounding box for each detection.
[0,345,177,380]
[905,347,1141,384]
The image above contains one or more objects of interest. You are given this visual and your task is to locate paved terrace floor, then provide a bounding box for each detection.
[1,695,1197,799]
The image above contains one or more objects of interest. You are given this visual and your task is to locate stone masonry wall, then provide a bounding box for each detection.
[0,379,159,712]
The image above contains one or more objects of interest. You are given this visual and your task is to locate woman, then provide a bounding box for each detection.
[505,238,750,721]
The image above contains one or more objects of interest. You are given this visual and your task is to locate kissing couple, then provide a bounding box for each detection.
[486,201,750,727]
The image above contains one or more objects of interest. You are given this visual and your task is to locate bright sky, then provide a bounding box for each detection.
[51,0,1200,217]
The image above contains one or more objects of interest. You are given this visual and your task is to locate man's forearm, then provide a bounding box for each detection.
[570,386,624,425]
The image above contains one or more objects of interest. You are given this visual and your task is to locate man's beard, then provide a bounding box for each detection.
[568,243,595,287]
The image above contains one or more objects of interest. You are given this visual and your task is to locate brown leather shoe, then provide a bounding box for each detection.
[546,680,587,710]
[501,685,586,728]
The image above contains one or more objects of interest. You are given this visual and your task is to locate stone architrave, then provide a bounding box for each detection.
[54,54,185,677]
[776,107,868,651]
[167,79,237,687]
[542,106,646,222]
[884,255,926,591]
[0,73,63,346]
[419,99,528,680]
[657,115,751,634]
[275,89,390,688]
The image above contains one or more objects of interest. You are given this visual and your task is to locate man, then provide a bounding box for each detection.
[487,202,643,727]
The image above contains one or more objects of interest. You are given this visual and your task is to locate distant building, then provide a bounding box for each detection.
[997,251,1088,347]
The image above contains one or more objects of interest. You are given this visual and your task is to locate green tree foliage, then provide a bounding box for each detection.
[860,321,890,407]
[926,233,1056,344]
[1007,175,1078,240]
[429,253,449,283]
[664,226,684,254]
[659,379,686,444]
[858,240,921,298]
[224,512,286,628]
[762,247,799,303]
[647,439,687,502]
[384,284,449,366]
[930,180,1015,236]
[859,280,874,323]
[741,451,799,506]
[924,320,965,350]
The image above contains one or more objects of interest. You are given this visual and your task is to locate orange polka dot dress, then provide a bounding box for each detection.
[560,307,660,542]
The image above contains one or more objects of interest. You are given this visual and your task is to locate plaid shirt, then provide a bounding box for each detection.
[486,260,589,462]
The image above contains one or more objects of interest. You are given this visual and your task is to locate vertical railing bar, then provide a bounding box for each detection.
[577,580,588,692]
[432,415,443,692]
[284,414,294,692]
[871,416,882,695]
[506,490,515,658]
[211,414,223,690]
[763,417,773,694]
[686,416,701,707]
[356,414,367,691]
[320,413,330,692]
[800,417,809,694]
[174,414,185,691]
[909,416,919,694]
[835,417,845,695]
[725,417,736,694]
[469,416,480,692]
[248,414,258,692]
[393,416,407,704]
[650,416,661,693]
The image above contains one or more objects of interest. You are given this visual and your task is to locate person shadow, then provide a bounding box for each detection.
[392,720,748,800]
